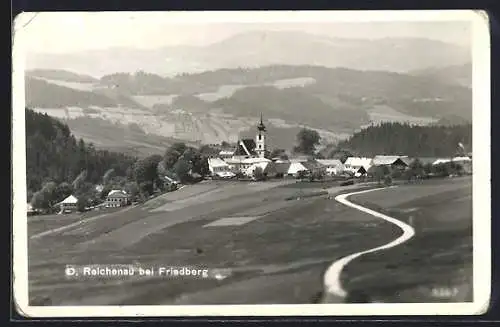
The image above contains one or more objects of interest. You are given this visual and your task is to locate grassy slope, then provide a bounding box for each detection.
[28,181,399,305]
[341,177,472,302]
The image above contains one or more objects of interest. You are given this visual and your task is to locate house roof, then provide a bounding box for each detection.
[417,157,441,165]
[208,158,230,168]
[316,159,343,167]
[107,190,128,198]
[433,158,452,165]
[452,156,472,162]
[345,157,373,168]
[234,139,256,156]
[289,155,311,163]
[302,160,325,171]
[218,150,235,156]
[287,162,309,174]
[60,195,78,204]
[271,162,291,174]
[241,157,271,164]
[372,155,408,166]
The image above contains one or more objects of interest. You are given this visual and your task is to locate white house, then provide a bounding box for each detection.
[344,157,373,176]
[208,158,236,178]
[287,162,309,176]
[316,159,344,175]
[243,159,272,176]
[371,155,409,170]
[105,190,129,208]
[57,195,79,214]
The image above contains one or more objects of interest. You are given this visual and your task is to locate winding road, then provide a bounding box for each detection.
[322,186,416,302]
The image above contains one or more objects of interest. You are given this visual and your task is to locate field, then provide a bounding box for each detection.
[26,177,472,305]
[340,177,472,302]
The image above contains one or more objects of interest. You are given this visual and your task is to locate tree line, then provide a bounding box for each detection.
[334,122,472,158]
[26,109,210,212]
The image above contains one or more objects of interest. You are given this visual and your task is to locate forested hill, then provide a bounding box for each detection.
[334,122,472,157]
[26,108,137,197]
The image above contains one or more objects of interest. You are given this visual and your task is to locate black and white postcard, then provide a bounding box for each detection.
[12,10,491,317]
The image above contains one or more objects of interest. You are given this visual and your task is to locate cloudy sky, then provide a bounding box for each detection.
[15,11,472,54]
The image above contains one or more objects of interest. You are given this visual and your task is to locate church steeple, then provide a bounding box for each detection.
[257,113,266,132]
[255,113,267,158]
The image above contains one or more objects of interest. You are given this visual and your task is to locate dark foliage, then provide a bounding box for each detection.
[26,108,137,195]
[336,122,472,157]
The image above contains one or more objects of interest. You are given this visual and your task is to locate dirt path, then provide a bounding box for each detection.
[322,186,416,302]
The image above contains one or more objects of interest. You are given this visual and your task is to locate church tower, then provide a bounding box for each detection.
[255,113,267,158]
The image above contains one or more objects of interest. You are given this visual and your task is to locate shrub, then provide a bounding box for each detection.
[384,175,393,186]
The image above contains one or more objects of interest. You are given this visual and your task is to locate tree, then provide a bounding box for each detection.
[173,157,192,183]
[102,168,115,185]
[297,170,308,180]
[30,191,49,210]
[294,128,321,155]
[124,182,140,200]
[270,148,286,159]
[134,155,163,196]
[72,170,88,191]
[253,167,265,181]
[54,182,73,203]
[138,181,154,198]
[163,143,187,169]
[76,196,88,212]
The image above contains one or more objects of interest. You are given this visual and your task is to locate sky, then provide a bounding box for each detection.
[14,11,472,54]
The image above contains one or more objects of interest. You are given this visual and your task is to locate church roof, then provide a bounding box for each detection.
[234,139,257,156]
[257,113,266,131]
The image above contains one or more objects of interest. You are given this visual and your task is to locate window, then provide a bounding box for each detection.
[258,134,262,140]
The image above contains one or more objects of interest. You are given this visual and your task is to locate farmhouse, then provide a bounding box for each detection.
[287,161,309,177]
[344,157,372,176]
[105,190,129,208]
[371,155,409,170]
[207,158,235,178]
[316,159,344,175]
[432,156,473,174]
[56,195,78,214]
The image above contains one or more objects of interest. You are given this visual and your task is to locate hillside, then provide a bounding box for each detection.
[25,77,145,109]
[333,122,472,157]
[410,63,472,88]
[26,31,470,77]
[25,65,472,150]
[25,108,137,196]
[26,69,98,83]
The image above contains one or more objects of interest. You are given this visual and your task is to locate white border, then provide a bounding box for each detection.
[12,10,491,317]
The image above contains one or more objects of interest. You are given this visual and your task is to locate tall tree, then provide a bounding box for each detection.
[294,128,321,155]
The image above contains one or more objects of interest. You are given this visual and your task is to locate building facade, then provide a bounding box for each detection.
[105,190,129,208]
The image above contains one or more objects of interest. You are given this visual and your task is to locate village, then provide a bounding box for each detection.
[33,115,473,217]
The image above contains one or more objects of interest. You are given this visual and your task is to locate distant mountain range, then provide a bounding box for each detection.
[23,30,472,155]
[410,63,472,88]
[26,30,470,77]
[24,63,472,153]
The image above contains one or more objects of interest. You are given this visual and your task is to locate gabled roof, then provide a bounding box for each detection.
[302,160,325,171]
[271,162,291,174]
[452,156,472,162]
[416,157,440,165]
[316,159,343,167]
[218,149,236,156]
[372,155,408,166]
[345,157,372,168]
[234,139,256,156]
[208,158,230,168]
[241,157,271,164]
[60,195,78,204]
[287,162,309,174]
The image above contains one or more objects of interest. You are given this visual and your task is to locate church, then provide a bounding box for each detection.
[208,114,272,178]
